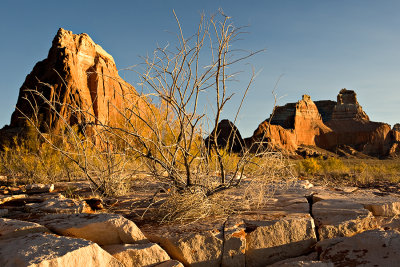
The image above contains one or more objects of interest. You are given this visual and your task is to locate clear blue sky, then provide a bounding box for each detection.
[1,0,399,137]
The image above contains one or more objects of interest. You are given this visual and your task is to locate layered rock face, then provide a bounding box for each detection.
[9,28,137,133]
[249,89,395,157]
[320,89,392,156]
[250,95,331,153]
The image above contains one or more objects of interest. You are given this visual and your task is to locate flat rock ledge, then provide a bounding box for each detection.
[1,181,400,266]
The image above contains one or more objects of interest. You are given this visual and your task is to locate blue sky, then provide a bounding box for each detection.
[0,0,399,136]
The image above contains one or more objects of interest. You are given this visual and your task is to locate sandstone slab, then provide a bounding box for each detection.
[144,221,224,267]
[222,218,246,267]
[0,232,123,267]
[103,243,170,267]
[243,213,317,267]
[318,229,400,266]
[312,198,376,240]
[25,194,91,213]
[34,213,147,245]
[25,184,54,194]
[0,218,50,240]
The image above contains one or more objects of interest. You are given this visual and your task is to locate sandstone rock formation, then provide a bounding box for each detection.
[205,119,245,153]
[2,28,141,140]
[250,95,331,153]
[249,89,396,158]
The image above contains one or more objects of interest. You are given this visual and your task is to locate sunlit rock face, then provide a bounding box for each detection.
[249,89,395,158]
[10,28,138,132]
[250,95,331,153]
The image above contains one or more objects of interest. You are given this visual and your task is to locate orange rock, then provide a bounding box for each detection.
[9,28,142,133]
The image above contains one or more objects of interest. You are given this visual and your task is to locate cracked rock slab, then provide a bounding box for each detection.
[0,218,50,240]
[312,198,377,240]
[222,218,246,267]
[33,213,148,245]
[0,232,123,267]
[243,213,317,267]
[317,229,400,266]
[143,221,224,267]
[103,243,170,267]
[25,194,91,213]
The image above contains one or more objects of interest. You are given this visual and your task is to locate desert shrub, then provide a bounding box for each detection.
[0,136,76,185]
[298,157,322,175]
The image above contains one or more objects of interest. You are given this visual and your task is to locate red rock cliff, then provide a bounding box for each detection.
[10,28,138,132]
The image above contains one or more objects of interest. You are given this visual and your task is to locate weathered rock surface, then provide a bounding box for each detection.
[25,183,54,194]
[0,218,49,240]
[222,218,246,267]
[8,28,138,132]
[103,243,171,267]
[0,194,27,205]
[318,229,400,266]
[243,213,317,267]
[251,95,331,153]
[33,213,148,245]
[0,233,123,267]
[312,198,377,240]
[248,88,396,158]
[143,221,225,267]
[331,89,369,121]
[25,194,91,213]
[205,119,245,153]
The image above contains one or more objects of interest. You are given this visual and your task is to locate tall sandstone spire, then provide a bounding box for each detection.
[10,28,139,132]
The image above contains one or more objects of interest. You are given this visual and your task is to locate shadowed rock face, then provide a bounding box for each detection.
[9,28,138,132]
[205,119,245,153]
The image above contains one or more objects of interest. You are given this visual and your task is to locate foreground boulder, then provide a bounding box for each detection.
[312,198,377,240]
[318,229,400,266]
[103,243,171,267]
[0,232,123,267]
[0,218,50,240]
[143,221,225,267]
[33,213,148,245]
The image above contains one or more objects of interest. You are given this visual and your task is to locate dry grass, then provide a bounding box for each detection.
[295,157,400,186]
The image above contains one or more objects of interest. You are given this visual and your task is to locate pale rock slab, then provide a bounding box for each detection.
[143,221,224,267]
[25,194,91,213]
[0,218,50,240]
[312,198,377,240]
[103,243,170,267]
[0,232,123,267]
[243,213,317,267]
[34,213,147,245]
[364,201,400,217]
[318,229,400,266]
[222,218,246,267]
[25,184,54,194]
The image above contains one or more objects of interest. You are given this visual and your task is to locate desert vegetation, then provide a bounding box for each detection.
[0,10,298,223]
[296,157,400,187]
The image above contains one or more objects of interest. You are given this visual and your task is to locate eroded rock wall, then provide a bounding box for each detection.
[9,28,139,133]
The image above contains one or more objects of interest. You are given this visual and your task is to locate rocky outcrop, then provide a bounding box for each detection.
[331,89,369,120]
[249,89,396,158]
[205,119,245,153]
[3,28,141,138]
[250,95,331,153]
